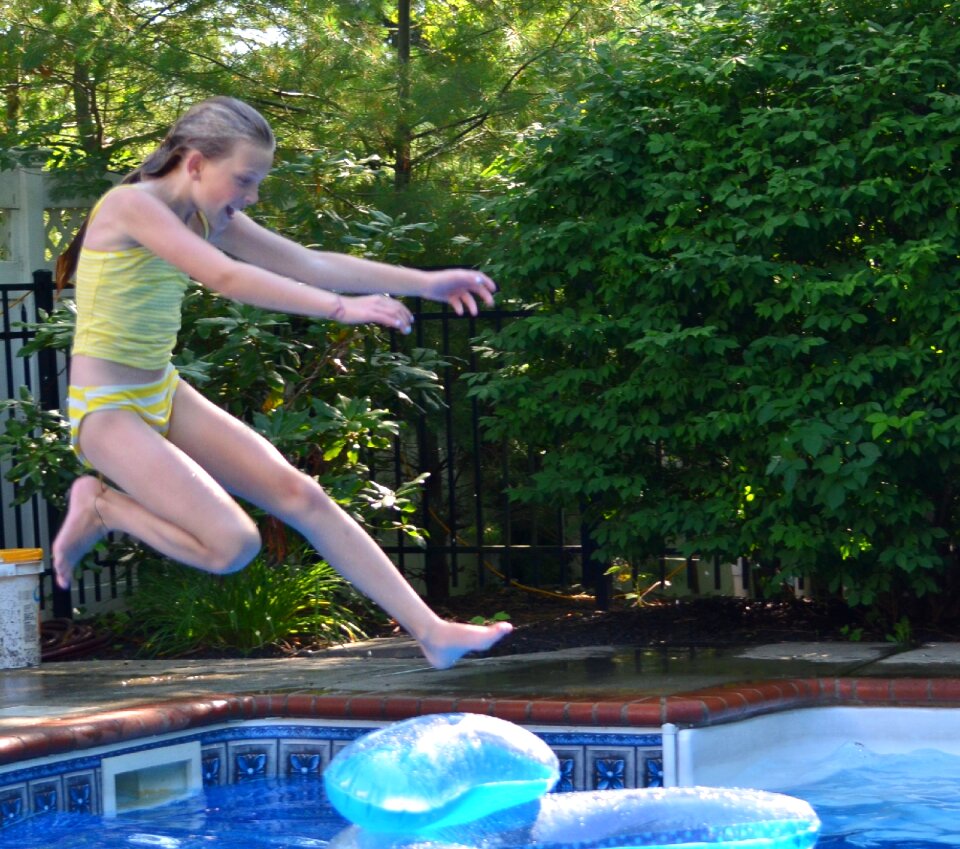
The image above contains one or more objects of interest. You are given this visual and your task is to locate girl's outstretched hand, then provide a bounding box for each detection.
[422,269,497,316]
[340,294,414,334]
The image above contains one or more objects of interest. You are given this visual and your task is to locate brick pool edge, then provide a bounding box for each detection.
[3,677,959,766]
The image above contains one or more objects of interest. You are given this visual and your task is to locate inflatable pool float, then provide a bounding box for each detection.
[324,713,820,849]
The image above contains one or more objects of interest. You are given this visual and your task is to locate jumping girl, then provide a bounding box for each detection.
[51,96,512,669]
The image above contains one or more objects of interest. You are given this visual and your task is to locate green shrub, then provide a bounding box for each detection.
[129,548,377,656]
[474,0,960,625]
[0,386,80,510]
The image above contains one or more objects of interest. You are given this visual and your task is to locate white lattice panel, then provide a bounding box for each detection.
[44,206,88,262]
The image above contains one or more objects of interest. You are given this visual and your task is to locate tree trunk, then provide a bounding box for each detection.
[4,79,20,130]
[72,61,101,155]
[394,0,412,189]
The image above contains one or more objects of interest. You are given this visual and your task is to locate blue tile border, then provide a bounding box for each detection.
[0,720,663,826]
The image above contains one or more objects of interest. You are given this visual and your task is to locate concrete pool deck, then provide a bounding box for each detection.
[3,637,960,765]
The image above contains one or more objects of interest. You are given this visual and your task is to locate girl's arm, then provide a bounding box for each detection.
[218,210,497,316]
[111,189,415,330]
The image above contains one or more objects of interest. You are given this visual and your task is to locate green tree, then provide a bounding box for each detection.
[1,0,647,249]
[1,0,650,606]
[0,0,259,179]
[474,0,960,625]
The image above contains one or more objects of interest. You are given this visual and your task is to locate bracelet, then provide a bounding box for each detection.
[331,293,346,322]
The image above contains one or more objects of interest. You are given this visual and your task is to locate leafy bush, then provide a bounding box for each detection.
[0,386,80,510]
[128,547,376,656]
[474,0,960,624]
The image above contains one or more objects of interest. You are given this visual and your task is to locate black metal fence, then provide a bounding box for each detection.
[1,270,133,617]
[2,271,65,614]
[1,276,47,551]
[376,297,607,605]
[3,270,603,619]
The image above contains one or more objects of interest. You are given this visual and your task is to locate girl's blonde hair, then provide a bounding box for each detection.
[56,96,275,289]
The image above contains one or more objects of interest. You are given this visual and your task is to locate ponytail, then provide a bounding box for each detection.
[55,220,87,291]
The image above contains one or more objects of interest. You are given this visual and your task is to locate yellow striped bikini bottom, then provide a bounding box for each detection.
[68,364,180,468]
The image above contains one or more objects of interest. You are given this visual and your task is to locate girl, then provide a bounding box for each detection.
[52,96,511,670]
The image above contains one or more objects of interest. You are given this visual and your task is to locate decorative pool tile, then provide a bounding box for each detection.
[201,743,227,788]
[0,716,670,825]
[551,747,585,792]
[0,783,26,827]
[279,739,331,779]
[228,741,278,783]
[644,754,664,788]
[28,778,61,814]
[0,721,665,825]
[64,770,98,815]
[587,746,636,791]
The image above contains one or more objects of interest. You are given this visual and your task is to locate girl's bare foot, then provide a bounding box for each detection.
[51,476,108,589]
[419,619,513,670]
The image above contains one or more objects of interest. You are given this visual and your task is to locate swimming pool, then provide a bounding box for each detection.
[1,680,959,847]
[2,743,958,849]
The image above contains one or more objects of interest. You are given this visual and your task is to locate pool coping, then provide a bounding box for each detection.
[4,676,960,767]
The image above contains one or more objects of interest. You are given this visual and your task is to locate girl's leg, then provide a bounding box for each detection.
[52,475,109,588]
[167,383,511,669]
[52,407,261,589]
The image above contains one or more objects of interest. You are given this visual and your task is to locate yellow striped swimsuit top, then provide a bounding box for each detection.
[71,186,210,370]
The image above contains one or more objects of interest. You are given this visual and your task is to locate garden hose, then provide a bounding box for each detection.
[392,443,592,604]
[425,505,688,608]
[40,618,113,661]
[636,561,689,604]
[425,506,595,603]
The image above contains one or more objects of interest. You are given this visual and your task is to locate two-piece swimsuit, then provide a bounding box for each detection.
[68,186,210,466]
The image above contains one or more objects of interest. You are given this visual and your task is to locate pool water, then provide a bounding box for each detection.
[781,745,960,849]
[3,747,960,848]
[2,780,343,848]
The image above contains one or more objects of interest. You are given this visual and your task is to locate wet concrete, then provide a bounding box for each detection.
[439,643,901,699]
[1,637,957,728]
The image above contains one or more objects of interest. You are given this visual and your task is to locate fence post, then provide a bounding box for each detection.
[580,520,611,611]
[16,169,47,279]
[33,268,72,618]
[33,270,58,410]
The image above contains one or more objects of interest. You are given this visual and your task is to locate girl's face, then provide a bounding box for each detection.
[193,141,274,230]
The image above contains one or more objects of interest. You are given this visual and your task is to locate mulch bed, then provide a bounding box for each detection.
[435,589,880,657]
[44,588,939,662]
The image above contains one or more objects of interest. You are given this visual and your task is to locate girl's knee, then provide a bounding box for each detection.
[271,468,334,521]
[208,518,261,575]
